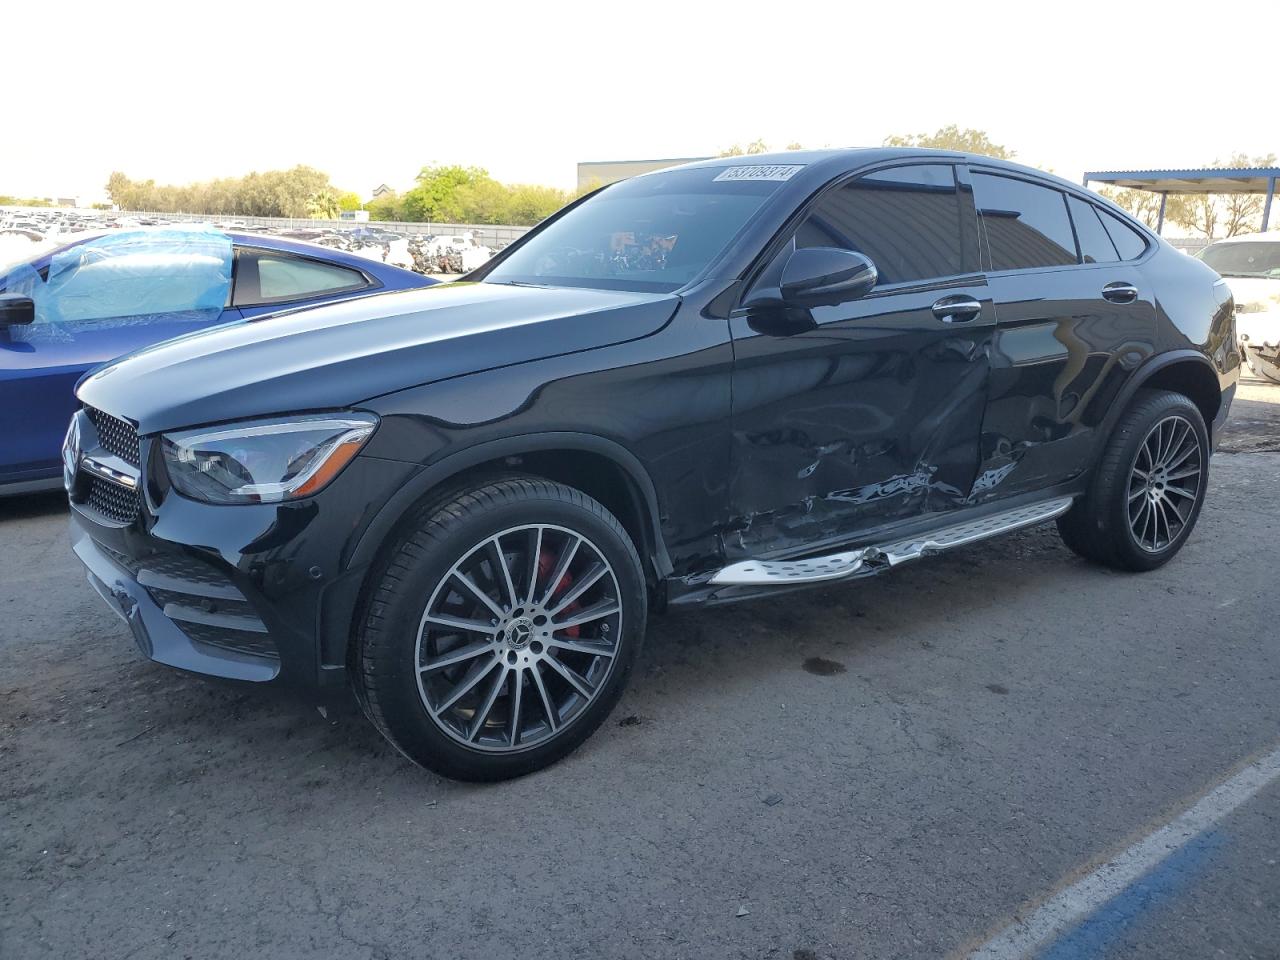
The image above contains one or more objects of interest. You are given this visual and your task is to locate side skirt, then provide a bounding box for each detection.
[671,495,1074,605]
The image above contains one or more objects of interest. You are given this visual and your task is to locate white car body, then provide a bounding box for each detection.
[1197,232,1280,381]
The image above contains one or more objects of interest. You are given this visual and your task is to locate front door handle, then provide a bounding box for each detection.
[931,295,982,323]
[1102,281,1139,304]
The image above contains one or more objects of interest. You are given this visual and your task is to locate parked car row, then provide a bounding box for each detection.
[0,208,502,278]
[1197,232,1280,383]
[0,227,435,493]
[51,149,1239,781]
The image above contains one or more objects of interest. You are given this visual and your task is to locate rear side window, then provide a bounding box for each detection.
[794,164,969,285]
[1067,196,1119,264]
[973,173,1077,271]
[234,250,368,306]
[1097,209,1149,261]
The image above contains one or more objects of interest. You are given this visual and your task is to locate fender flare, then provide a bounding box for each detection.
[1088,349,1221,466]
[344,431,673,578]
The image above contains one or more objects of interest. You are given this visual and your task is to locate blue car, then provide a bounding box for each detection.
[0,228,434,494]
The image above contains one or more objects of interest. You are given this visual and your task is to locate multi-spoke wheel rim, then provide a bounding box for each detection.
[414,524,622,753]
[1127,414,1203,553]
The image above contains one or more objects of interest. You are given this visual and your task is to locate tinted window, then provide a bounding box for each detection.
[1067,196,1119,264]
[1197,241,1280,278]
[486,164,793,293]
[239,252,367,304]
[1097,209,1149,261]
[973,173,1077,271]
[795,164,966,285]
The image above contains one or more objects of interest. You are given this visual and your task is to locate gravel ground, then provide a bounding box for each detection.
[2,376,1278,960]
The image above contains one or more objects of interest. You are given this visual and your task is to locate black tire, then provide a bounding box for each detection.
[353,478,647,782]
[1057,389,1210,572]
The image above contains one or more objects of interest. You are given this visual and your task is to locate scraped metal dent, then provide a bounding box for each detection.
[710,496,1075,586]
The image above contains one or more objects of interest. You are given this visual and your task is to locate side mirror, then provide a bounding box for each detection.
[0,293,35,327]
[780,247,877,304]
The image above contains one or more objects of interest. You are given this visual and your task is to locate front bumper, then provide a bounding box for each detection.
[66,409,420,694]
[72,519,280,682]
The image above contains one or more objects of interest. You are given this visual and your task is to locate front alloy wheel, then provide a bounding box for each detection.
[416,524,623,751]
[354,479,646,781]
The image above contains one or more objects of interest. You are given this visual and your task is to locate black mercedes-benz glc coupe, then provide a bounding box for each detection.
[65,149,1238,780]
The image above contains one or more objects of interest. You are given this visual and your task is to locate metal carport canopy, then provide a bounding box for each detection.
[1082,167,1280,233]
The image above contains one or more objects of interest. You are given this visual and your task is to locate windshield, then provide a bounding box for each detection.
[484,165,799,292]
[1197,241,1280,279]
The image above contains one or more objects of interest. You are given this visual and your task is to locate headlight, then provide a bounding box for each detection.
[161,413,377,504]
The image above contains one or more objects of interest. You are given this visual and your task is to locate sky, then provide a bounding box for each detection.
[3,0,1276,202]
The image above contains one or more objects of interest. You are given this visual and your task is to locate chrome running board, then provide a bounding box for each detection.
[710,496,1074,586]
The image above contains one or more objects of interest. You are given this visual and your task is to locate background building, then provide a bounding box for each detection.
[576,157,711,191]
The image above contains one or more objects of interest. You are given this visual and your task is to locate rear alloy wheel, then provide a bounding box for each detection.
[353,479,646,781]
[1057,389,1210,571]
[1126,414,1204,554]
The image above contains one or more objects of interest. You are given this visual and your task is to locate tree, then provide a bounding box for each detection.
[401,165,490,223]
[1096,187,1187,230]
[1220,152,1276,237]
[718,138,770,157]
[1171,194,1219,239]
[365,191,401,222]
[883,125,1013,159]
[306,189,341,220]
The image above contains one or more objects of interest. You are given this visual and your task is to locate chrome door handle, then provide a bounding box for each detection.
[1102,281,1139,304]
[931,295,982,323]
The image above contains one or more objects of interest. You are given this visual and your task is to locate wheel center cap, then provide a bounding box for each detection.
[505,618,533,649]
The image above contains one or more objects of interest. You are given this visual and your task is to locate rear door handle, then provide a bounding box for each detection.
[931,295,982,323]
[1102,281,1139,304]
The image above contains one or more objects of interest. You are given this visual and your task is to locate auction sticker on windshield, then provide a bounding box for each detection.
[712,164,804,182]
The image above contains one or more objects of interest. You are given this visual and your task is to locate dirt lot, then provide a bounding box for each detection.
[2,377,1279,960]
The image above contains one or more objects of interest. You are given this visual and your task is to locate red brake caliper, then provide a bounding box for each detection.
[537,549,580,637]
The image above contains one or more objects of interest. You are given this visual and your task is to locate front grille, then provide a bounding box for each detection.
[87,477,140,524]
[86,406,140,467]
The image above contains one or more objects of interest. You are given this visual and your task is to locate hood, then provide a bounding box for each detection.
[78,282,679,434]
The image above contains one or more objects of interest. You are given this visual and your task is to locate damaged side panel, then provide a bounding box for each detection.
[725,284,995,561]
[974,265,1156,502]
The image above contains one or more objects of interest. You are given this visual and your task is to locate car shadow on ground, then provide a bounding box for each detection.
[11,520,1092,799]
[0,489,66,520]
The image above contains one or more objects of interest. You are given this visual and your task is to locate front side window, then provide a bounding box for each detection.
[973,173,1077,271]
[1067,196,1119,264]
[235,251,368,305]
[485,165,795,293]
[1197,240,1280,278]
[794,164,968,285]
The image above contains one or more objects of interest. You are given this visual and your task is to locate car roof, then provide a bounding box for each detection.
[669,147,1091,194]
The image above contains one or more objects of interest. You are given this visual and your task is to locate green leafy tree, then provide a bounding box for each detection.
[306,189,341,220]
[365,191,402,221]
[401,165,489,222]
[884,125,1013,159]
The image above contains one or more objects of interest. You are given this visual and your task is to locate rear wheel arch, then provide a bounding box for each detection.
[1092,351,1221,465]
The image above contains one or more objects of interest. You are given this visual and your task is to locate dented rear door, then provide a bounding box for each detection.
[725,162,993,560]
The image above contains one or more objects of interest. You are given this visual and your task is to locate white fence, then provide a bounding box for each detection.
[39,208,534,251]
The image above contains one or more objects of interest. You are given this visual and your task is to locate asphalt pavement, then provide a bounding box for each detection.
[2,376,1278,960]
